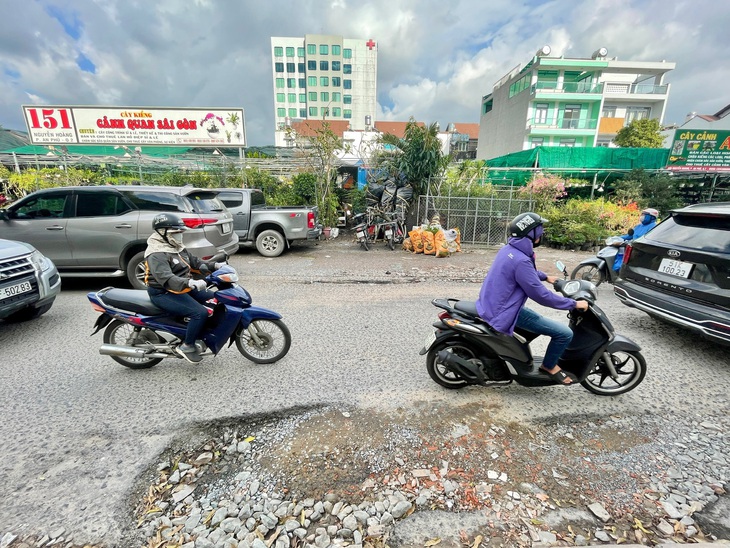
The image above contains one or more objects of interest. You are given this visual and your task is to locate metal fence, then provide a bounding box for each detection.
[416,187,534,245]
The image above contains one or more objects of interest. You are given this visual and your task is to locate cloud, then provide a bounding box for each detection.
[0,0,728,146]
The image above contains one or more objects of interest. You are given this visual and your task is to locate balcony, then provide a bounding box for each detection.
[529,117,598,131]
[604,83,668,95]
[532,81,604,94]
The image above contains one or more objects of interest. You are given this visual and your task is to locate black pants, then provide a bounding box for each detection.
[148,288,216,345]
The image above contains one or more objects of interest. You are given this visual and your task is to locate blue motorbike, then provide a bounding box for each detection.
[87,265,291,369]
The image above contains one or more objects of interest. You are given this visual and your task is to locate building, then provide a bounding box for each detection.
[476,46,675,159]
[445,123,480,161]
[271,34,378,147]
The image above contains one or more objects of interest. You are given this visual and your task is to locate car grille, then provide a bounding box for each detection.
[0,254,39,305]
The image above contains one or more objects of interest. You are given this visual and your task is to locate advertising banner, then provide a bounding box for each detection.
[22,106,246,147]
[666,129,730,172]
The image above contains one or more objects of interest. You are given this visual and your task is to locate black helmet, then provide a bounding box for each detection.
[152,213,187,232]
[508,212,547,238]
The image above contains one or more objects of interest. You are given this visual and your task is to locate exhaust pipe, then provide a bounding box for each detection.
[437,350,486,384]
[99,344,167,359]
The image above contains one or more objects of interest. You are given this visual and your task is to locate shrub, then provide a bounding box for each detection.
[519,173,567,213]
[544,198,640,249]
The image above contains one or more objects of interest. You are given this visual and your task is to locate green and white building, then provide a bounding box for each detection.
[270,34,378,147]
[476,47,675,159]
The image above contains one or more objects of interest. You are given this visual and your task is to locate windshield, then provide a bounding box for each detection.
[646,216,730,254]
[185,191,225,213]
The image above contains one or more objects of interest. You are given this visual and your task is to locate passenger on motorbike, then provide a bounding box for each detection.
[144,213,225,363]
[475,212,589,385]
[611,207,659,271]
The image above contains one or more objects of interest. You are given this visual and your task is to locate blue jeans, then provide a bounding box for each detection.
[148,288,216,345]
[515,307,573,369]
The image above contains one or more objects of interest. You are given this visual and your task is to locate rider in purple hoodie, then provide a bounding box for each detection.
[476,212,589,385]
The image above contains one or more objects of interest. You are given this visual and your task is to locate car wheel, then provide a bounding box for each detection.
[256,229,286,258]
[3,301,54,323]
[126,251,147,289]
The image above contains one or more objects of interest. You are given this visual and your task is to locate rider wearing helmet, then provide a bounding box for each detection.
[144,213,225,363]
[475,212,589,385]
[622,207,659,241]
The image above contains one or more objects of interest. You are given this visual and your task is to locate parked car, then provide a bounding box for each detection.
[0,238,61,322]
[214,188,321,257]
[0,186,239,289]
[614,202,730,345]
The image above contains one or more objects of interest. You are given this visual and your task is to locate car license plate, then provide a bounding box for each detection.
[658,258,693,278]
[221,222,232,234]
[0,281,33,300]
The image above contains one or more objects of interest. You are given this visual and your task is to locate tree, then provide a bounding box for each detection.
[612,168,682,214]
[373,118,450,198]
[614,118,664,148]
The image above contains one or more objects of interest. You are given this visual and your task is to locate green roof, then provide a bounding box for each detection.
[1,145,192,156]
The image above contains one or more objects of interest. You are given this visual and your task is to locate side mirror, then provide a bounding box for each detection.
[0,210,9,221]
[628,228,635,237]
[556,260,568,279]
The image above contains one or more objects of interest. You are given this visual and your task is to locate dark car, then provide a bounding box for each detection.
[614,202,730,345]
[0,186,239,289]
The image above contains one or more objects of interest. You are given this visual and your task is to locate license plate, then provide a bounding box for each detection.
[221,222,232,234]
[356,230,366,238]
[385,229,393,237]
[422,330,437,351]
[658,258,693,278]
[0,281,33,300]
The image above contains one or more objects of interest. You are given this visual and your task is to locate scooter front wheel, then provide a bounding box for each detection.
[236,319,291,364]
[426,340,474,389]
[581,350,646,396]
[103,320,164,369]
[571,264,605,286]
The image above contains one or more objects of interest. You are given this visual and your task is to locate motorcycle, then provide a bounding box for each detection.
[571,230,633,286]
[87,264,291,369]
[420,261,646,395]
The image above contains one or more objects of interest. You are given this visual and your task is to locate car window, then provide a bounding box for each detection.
[185,191,225,213]
[250,191,266,208]
[122,191,187,212]
[647,216,730,253]
[10,194,68,219]
[75,192,132,217]
[217,192,243,209]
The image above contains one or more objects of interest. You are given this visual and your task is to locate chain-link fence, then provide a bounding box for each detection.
[416,187,534,245]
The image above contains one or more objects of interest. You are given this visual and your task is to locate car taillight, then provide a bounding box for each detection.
[182,217,218,229]
[307,211,315,229]
[622,244,633,265]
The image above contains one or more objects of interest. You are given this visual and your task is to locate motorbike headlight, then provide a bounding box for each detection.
[562,280,581,296]
[217,272,239,283]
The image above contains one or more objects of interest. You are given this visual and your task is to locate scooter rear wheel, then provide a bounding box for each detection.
[581,350,646,395]
[236,319,291,364]
[426,341,474,389]
[571,264,605,286]
[103,320,164,369]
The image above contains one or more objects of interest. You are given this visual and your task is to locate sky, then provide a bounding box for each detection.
[1,0,729,147]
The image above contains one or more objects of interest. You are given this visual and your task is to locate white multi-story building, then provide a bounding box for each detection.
[476,47,675,159]
[270,34,378,147]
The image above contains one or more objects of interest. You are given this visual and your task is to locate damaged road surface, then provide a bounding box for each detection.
[0,242,728,547]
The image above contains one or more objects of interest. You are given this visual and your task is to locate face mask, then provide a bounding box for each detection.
[641,215,653,225]
[166,231,184,246]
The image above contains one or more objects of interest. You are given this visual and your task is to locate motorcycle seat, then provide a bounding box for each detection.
[454,300,481,319]
[101,288,164,315]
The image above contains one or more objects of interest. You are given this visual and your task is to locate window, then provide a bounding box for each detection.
[320,76,329,86]
[76,193,130,217]
[559,138,576,147]
[482,98,493,114]
[332,45,341,55]
[332,61,340,71]
[597,140,611,147]
[274,62,284,73]
[343,64,352,74]
[124,191,186,212]
[309,106,317,116]
[288,108,297,117]
[534,103,549,124]
[343,79,352,89]
[332,92,341,102]
[299,93,306,102]
[307,44,316,54]
[332,77,341,87]
[602,106,617,118]
[287,78,296,88]
[332,107,341,117]
[275,78,284,89]
[300,108,307,117]
[307,76,317,86]
[320,60,329,70]
[320,92,329,102]
[276,93,285,102]
[274,46,283,57]
[12,193,67,219]
[530,137,544,148]
[217,192,243,209]
[343,48,352,59]
[298,78,306,88]
[320,44,328,55]
[297,47,305,57]
[286,47,294,57]
[308,91,317,101]
[277,107,286,117]
[298,62,305,73]
[288,93,296,102]
[562,104,582,129]
[626,106,651,124]
[344,109,352,119]
[307,60,316,71]
[322,107,329,116]
[286,62,295,73]
[509,74,531,98]
[343,95,352,104]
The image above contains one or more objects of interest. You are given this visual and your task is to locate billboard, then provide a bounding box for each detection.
[666,129,730,172]
[22,106,246,147]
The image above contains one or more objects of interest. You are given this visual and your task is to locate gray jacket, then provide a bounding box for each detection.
[144,233,213,293]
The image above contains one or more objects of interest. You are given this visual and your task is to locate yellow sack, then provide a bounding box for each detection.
[402,237,413,252]
[434,230,449,258]
[422,231,436,255]
[409,229,424,253]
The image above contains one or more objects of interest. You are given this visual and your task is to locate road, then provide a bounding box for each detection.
[1,239,728,545]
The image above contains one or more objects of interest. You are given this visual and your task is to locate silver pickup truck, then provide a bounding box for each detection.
[215,188,322,257]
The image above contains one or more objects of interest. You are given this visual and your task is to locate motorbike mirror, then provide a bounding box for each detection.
[628,228,635,236]
[556,260,568,278]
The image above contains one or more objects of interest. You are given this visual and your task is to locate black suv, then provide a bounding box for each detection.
[614,202,730,345]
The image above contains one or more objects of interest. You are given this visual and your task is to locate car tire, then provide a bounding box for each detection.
[256,229,286,258]
[3,301,54,323]
[126,251,148,290]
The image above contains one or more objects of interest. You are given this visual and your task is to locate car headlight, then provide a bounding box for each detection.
[30,250,51,271]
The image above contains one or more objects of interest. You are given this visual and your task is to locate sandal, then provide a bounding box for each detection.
[539,366,577,385]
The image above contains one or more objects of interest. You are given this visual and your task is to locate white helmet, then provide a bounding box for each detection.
[641,208,659,218]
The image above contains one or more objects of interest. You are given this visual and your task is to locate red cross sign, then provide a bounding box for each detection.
[366,39,376,50]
